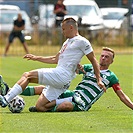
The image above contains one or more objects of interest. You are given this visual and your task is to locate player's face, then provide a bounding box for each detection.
[100,50,113,67]
[61,22,73,38]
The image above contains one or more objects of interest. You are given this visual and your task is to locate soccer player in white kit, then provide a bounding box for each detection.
[0,18,106,112]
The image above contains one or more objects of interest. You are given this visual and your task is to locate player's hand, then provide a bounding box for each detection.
[23,54,37,61]
[97,80,106,92]
[76,64,86,74]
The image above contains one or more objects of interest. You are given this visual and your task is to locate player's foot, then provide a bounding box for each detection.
[29,106,38,112]
[72,92,85,110]
[0,75,9,96]
[0,95,8,107]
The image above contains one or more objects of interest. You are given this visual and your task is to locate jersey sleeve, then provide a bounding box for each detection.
[109,71,119,86]
[79,39,93,55]
[109,71,121,92]
[112,83,122,92]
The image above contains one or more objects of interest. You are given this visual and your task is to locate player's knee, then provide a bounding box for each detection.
[22,72,29,78]
[35,94,50,112]
[22,72,33,82]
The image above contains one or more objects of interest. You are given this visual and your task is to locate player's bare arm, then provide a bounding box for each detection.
[23,52,60,64]
[14,25,24,31]
[86,52,106,92]
[115,89,133,110]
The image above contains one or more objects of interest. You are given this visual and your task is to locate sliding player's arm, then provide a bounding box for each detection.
[113,83,133,110]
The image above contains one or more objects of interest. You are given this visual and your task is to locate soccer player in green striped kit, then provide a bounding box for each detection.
[21,47,133,111]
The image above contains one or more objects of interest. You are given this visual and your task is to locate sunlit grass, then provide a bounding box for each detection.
[0,53,132,133]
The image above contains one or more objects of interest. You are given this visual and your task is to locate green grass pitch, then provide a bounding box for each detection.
[0,54,133,133]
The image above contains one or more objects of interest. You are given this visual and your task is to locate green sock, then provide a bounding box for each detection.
[21,86,35,96]
[50,105,58,112]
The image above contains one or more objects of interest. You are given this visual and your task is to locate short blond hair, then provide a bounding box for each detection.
[102,47,115,58]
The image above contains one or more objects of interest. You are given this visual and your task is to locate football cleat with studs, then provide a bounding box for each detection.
[0,75,9,96]
[0,95,8,107]
[29,106,38,112]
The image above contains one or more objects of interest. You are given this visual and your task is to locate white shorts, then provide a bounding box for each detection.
[38,68,71,87]
[37,67,71,101]
[42,83,70,102]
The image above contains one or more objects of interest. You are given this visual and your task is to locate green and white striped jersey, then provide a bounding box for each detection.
[75,64,119,110]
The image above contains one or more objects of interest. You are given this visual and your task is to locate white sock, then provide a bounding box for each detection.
[56,97,72,105]
[5,83,23,102]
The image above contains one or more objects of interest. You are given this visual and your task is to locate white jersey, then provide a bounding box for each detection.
[39,35,93,101]
[57,35,93,80]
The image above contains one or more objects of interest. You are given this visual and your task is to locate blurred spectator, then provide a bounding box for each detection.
[122,0,128,5]
[4,13,29,56]
[53,0,67,27]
